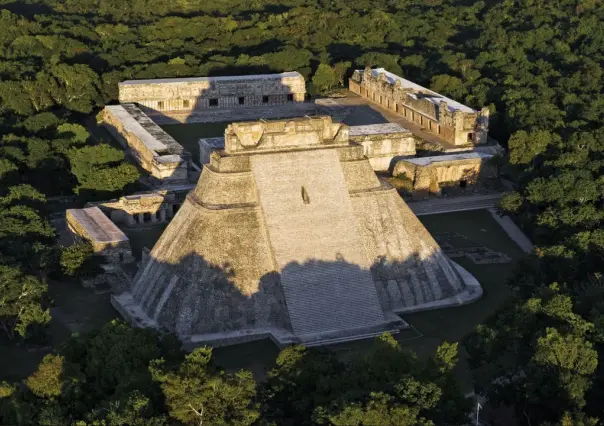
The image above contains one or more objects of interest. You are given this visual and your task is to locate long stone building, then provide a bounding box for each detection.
[118,72,306,113]
[112,116,481,347]
[103,104,195,185]
[349,67,490,146]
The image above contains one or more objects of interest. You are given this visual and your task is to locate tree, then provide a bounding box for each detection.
[59,242,104,280]
[508,130,559,166]
[465,285,599,425]
[0,265,50,339]
[151,347,258,426]
[25,355,68,400]
[312,64,339,94]
[68,145,139,197]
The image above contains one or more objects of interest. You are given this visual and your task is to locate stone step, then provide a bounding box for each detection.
[251,149,387,337]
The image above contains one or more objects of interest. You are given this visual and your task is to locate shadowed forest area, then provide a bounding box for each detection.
[1,0,604,424]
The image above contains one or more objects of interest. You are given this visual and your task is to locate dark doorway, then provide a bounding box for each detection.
[143,212,152,222]
[209,98,218,107]
[287,94,294,102]
[467,133,474,143]
[262,95,269,104]
[238,97,245,105]
[173,204,180,215]
[459,180,468,188]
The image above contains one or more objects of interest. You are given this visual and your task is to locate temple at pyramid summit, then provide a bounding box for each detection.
[112,115,482,347]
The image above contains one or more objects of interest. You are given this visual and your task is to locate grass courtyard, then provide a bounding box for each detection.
[161,122,229,165]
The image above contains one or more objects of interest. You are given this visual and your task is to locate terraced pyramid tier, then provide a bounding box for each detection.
[112,116,481,347]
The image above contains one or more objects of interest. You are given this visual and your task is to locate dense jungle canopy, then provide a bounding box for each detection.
[0,0,603,424]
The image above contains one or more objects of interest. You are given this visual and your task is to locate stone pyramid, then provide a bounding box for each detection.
[112,116,481,347]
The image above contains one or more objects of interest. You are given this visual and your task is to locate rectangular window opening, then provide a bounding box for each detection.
[287,94,294,102]
[238,97,245,105]
[262,95,269,104]
[209,98,218,107]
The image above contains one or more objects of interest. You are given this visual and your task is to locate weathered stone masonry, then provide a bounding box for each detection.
[103,104,192,185]
[118,72,306,113]
[112,116,482,347]
[350,68,490,146]
[67,207,134,264]
[394,152,495,198]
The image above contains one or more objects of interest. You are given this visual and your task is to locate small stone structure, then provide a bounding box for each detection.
[198,122,416,172]
[199,137,226,166]
[112,115,482,348]
[88,184,194,227]
[66,207,134,263]
[348,123,416,171]
[118,72,306,114]
[103,104,193,185]
[349,67,490,146]
[393,152,495,198]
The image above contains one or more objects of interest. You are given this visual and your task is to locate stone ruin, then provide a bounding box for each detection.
[349,67,490,146]
[393,152,496,198]
[66,207,134,264]
[112,116,482,347]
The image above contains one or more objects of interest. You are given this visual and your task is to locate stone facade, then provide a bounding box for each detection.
[349,68,490,146]
[103,104,192,185]
[88,184,194,227]
[393,152,495,198]
[66,207,134,263]
[112,116,482,347]
[349,123,416,171]
[199,122,416,172]
[118,72,306,114]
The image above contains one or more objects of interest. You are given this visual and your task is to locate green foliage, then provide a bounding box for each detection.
[508,130,559,165]
[25,355,67,399]
[68,144,139,196]
[311,64,339,94]
[326,392,434,426]
[59,242,104,279]
[263,334,469,425]
[0,265,50,339]
[151,347,259,425]
[465,286,600,424]
[21,112,61,134]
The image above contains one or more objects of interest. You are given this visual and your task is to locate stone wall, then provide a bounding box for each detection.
[393,152,495,198]
[223,115,348,154]
[103,104,191,185]
[88,185,194,227]
[349,67,490,146]
[118,72,306,114]
[349,123,416,171]
[66,207,134,263]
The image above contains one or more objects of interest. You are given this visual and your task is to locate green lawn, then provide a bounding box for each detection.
[161,122,229,165]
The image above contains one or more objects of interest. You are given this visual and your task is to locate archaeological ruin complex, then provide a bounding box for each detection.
[64,69,499,347]
[112,116,481,347]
